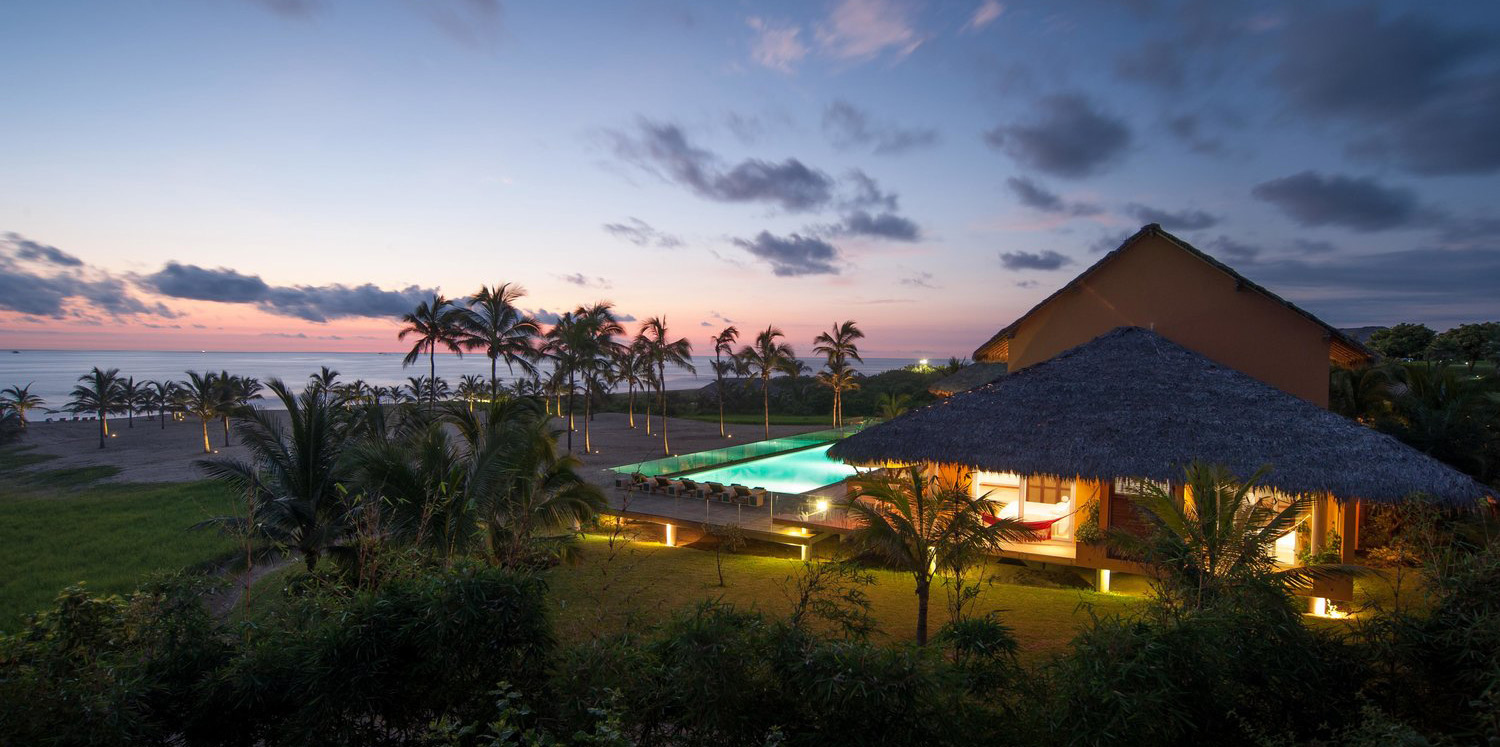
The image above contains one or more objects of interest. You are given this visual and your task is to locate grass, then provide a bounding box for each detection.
[0,447,241,630]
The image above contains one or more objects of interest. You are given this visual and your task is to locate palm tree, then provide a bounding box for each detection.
[1108,461,1364,613]
[214,372,262,447]
[457,374,487,411]
[1329,363,1395,423]
[66,367,124,449]
[638,316,696,455]
[817,363,862,429]
[143,379,179,430]
[576,303,625,453]
[480,417,606,567]
[117,376,144,429]
[737,325,799,440]
[178,371,222,454]
[0,384,44,429]
[845,467,1034,644]
[813,320,865,428]
[195,379,355,572]
[711,326,740,437]
[613,340,650,429]
[399,293,466,412]
[461,283,540,395]
[307,366,340,404]
[877,392,912,420]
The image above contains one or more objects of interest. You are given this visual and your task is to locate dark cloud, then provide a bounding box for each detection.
[1165,114,1224,155]
[1246,247,1500,325]
[822,100,939,155]
[1202,235,1261,262]
[900,271,937,288]
[1005,177,1101,215]
[1125,203,1221,231]
[528,308,562,325]
[825,210,920,241]
[1293,238,1337,255]
[3,233,83,266]
[603,217,684,248]
[1273,7,1500,176]
[1000,249,1072,271]
[732,232,841,276]
[1114,40,1186,90]
[246,0,323,17]
[140,262,433,322]
[613,121,836,212]
[0,233,176,319]
[984,94,1132,178]
[1251,171,1427,232]
[556,273,612,289]
[841,169,899,212]
[709,310,735,324]
[701,321,713,327]
[1015,280,1040,289]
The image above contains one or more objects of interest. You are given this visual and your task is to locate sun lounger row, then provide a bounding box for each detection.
[613,474,767,506]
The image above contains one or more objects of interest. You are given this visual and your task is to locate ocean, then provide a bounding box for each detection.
[0,350,923,414]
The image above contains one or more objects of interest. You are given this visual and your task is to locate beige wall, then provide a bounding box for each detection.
[1005,234,1336,406]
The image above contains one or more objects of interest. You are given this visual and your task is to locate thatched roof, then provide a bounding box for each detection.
[831,327,1488,506]
[928,363,1008,397]
[972,224,1372,367]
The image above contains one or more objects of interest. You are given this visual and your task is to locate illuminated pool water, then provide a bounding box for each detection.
[679,443,857,494]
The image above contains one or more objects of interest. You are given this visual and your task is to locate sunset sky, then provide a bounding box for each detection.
[3,0,1499,357]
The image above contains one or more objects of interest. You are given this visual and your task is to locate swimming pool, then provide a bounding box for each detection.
[678,443,857,494]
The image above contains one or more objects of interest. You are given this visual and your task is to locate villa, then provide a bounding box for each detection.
[607,224,1488,607]
[829,224,1489,604]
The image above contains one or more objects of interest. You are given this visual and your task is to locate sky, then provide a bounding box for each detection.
[2,0,1499,358]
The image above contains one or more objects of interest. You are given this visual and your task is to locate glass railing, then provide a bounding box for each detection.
[610,424,866,477]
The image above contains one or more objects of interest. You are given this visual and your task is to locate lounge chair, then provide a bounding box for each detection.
[649,476,680,495]
[670,478,704,498]
[614,473,649,492]
[729,484,766,507]
[702,482,732,501]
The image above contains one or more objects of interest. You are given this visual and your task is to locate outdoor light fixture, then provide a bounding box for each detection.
[919,359,929,366]
[814,498,830,513]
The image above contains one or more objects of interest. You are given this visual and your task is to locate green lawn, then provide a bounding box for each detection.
[0,448,240,630]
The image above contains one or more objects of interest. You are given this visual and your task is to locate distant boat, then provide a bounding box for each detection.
[9,350,17,354]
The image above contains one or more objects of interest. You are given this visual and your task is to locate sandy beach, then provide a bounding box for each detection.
[10,411,827,485]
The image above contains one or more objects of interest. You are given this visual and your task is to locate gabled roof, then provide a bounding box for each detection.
[833,327,1487,505]
[974,224,1372,366]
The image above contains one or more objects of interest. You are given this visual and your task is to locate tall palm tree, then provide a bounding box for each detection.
[461,283,541,395]
[457,374,487,411]
[178,371,222,454]
[307,366,340,404]
[66,367,124,449]
[195,378,355,572]
[737,325,799,440]
[814,320,865,428]
[845,467,1034,644]
[0,384,44,430]
[1108,461,1365,612]
[399,293,465,412]
[117,376,144,429]
[639,316,696,455]
[711,326,740,437]
[576,303,625,454]
[143,379,179,430]
[480,417,606,567]
[613,340,650,429]
[542,311,586,450]
[817,363,862,429]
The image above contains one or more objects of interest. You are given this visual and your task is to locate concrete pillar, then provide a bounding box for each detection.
[664,523,676,547]
[1096,568,1111,593]
[799,544,810,561]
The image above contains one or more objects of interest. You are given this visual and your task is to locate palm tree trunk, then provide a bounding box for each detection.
[627,383,636,428]
[566,371,576,453]
[428,345,437,413]
[717,372,726,438]
[660,363,670,456]
[159,409,166,430]
[222,415,231,447]
[915,578,930,645]
[583,383,592,453]
[763,375,770,440]
[97,408,106,449]
[490,355,498,400]
[201,417,211,453]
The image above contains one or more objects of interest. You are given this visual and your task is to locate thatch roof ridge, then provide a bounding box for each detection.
[973,224,1373,363]
[928,362,1008,397]
[833,327,1488,506]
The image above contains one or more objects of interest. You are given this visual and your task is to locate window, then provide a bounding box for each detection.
[1026,476,1072,504]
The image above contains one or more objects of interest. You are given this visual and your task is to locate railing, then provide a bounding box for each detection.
[610,424,866,477]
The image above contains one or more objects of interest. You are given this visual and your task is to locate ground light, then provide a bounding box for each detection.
[1309,597,1348,618]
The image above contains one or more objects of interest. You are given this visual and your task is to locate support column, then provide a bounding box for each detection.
[1310,495,1329,556]
[799,544,810,561]
[664,523,676,547]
